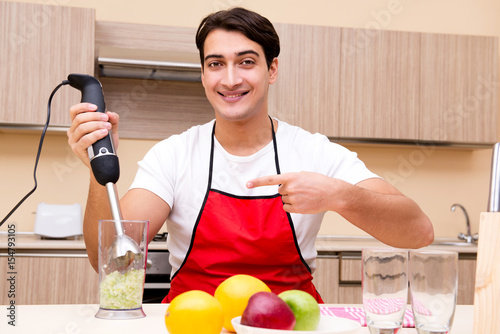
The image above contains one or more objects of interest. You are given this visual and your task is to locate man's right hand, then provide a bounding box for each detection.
[67,103,120,169]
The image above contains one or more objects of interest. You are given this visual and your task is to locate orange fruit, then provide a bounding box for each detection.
[214,274,271,332]
[165,290,224,334]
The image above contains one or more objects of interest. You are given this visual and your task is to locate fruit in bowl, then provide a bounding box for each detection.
[241,291,296,330]
[278,290,321,331]
[214,274,271,332]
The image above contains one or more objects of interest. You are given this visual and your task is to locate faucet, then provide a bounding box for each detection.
[450,203,478,243]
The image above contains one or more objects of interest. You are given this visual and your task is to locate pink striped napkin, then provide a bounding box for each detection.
[364,298,406,315]
[320,306,415,328]
[411,297,432,316]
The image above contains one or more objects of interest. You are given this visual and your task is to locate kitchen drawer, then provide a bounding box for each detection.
[338,284,362,304]
[312,255,339,304]
[339,252,362,282]
[0,254,99,305]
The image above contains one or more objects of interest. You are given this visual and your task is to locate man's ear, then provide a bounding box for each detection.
[268,57,278,84]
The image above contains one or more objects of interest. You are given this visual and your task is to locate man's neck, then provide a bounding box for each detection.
[214,115,277,156]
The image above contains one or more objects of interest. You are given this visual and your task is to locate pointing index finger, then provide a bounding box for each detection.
[246,174,286,189]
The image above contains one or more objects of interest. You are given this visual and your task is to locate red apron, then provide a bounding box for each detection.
[163,119,322,303]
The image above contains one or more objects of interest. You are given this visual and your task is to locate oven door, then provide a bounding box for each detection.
[143,250,172,303]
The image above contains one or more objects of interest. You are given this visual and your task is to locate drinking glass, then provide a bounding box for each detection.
[409,250,458,334]
[95,220,149,319]
[362,248,408,334]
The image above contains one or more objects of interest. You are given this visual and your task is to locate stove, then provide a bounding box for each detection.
[152,232,168,242]
[143,233,171,303]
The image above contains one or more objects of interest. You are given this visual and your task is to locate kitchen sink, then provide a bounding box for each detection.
[431,241,477,247]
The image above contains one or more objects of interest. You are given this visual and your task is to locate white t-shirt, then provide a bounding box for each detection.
[130,118,379,276]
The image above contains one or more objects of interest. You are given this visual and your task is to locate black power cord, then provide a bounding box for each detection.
[0,80,70,227]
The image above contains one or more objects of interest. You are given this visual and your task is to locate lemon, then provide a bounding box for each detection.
[165,290,224,334]
[214,274,271,332]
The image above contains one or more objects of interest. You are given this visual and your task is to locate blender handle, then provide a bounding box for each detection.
[67,74,120,186]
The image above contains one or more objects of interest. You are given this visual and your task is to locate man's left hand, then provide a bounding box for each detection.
[246,172,338,214]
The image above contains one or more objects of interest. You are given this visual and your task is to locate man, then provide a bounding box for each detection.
[67,7,433,303]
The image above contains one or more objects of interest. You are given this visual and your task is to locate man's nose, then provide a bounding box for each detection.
[221,65,243,88]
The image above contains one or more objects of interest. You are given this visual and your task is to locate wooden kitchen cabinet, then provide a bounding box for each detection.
[339,29,421,141]
[0,5,492,144]
[312,254,363,304]
[312,255,340,303]
[0,254,99,305]
[338,253,363,304]
[270,23,497,144]
[420,33,498,144]
[268,24,342,137]
[0,2,95,126]
[91,20,496,144]
[457,254,477,305]
[271,24,497,144]
[339,252,363,282]
[339,28,497,144]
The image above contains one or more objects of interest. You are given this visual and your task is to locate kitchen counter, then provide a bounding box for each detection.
[0,233,168,252]
[0,233,478,254]
[315,236,478,254]
[0,303,474,334]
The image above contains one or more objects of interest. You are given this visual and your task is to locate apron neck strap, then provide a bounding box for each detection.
[269,116,281,175]
[208,117,281,189]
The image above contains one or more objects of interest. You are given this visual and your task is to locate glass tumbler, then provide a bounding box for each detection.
[362,248,409,334]
[409,250,458,334]
[95,220,149,320]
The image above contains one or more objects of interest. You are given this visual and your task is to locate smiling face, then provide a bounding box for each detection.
[201,29,278,124]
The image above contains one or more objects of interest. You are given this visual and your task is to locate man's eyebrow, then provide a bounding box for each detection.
[236,49,260,57]
[204,50,260,62]
[204,54,223,62]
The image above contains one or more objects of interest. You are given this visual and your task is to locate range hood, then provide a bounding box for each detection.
[98,46,202,82]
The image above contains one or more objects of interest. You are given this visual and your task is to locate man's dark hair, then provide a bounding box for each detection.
[195,7,280,69]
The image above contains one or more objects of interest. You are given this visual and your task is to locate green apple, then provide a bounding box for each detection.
[278,290,320,331]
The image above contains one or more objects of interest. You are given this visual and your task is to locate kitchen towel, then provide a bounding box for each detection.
[320,306,415,328]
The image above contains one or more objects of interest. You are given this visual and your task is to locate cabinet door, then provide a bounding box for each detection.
[0,256,99,305]
[0,2,95,126]
[339,28,420,141]
[420,33,498,144]
[338,285,363,304]
[338,253,362,304]
[312,256,339,303]
[339,254,361,282]
[269,23,341,137]
[457,257,476,305]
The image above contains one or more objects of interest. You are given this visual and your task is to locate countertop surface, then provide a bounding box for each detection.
[0,233,478,254]
[314,236,478,254]
[0,303,474,334]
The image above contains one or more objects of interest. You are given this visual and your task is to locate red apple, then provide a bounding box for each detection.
[241,291,296,330]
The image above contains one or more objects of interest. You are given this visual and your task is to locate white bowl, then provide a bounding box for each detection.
[231,315,361,334]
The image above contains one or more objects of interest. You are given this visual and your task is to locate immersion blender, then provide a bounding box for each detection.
[67,74,140,270]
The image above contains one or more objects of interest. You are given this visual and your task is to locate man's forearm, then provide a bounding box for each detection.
[331,179,434,249]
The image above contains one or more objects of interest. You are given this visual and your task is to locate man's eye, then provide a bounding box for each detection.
[242,59,256,65]
[208,62,222,68]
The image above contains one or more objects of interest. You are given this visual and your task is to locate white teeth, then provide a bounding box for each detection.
[225,93,243,98]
